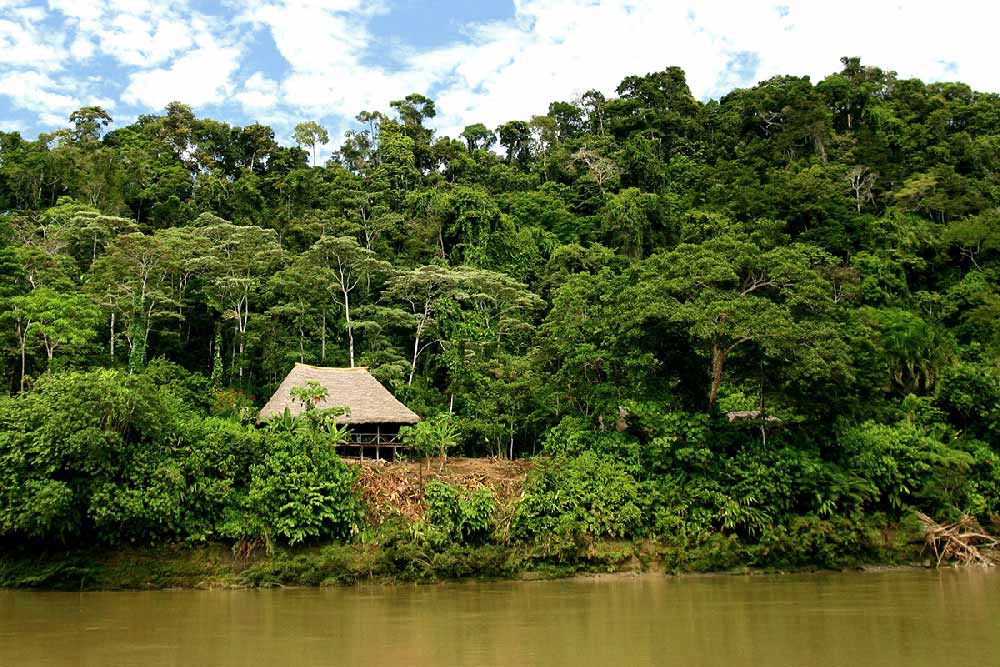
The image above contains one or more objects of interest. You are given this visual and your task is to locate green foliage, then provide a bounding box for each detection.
[292,121,329,167]
[289,380,329,410]
[420,481,497,546]
[839,417,974,515]
[400,413,460,467]
[4,60,1000,576]
[209,388,257,422]
[243,431,362,547]
[143,358,211,411]
[0,369,192,543]
[935,361,1000,439]
[513,452,642,542]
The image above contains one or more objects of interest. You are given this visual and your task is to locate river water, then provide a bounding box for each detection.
[1,569,997,666]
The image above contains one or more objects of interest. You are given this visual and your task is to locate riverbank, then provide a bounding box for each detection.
[4,457,994,591]
[0,530,942,591]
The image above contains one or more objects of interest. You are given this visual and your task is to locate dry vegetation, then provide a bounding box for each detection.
[918,512,999,567]
[353,456,533,524]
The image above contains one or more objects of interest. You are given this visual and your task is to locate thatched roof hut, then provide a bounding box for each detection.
[259,363,420,425]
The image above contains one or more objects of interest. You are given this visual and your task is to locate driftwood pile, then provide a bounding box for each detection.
[917,512,999,567]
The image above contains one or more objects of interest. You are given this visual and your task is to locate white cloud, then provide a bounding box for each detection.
[234,0,772,138]
[422,1,728,135]
[0,11,64,71]
[4,0,1000,142]
[244,0,371,74]
[247,0,728,136]
[47,0,204,67]
[0,70,80,125]
[69,35,94,59]
[236,0,424,117]
[0,65,118,128]
[413,0,1000,137]
[235,71,279,111]
[35,0,252,116]
[46,0,103,23]
[685,1,1000,92]
[122,35,243,108]
[99,12,193,66]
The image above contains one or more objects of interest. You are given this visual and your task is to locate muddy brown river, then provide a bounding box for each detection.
[1,569,997,666]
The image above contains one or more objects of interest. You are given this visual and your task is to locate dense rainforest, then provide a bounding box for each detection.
[1,57,999,582]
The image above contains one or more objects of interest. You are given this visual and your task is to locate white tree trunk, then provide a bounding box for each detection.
[343,288,355,368]
[17,324,27,393]
[408,320,424,386]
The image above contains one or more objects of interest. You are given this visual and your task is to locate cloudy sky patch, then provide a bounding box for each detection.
[0,0,993,146]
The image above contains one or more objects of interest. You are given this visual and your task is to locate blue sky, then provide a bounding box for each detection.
[0,0,995,155]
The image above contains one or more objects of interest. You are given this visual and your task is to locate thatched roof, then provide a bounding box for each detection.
[259,364,420,424]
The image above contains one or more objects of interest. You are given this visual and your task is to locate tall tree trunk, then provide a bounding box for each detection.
[109,312,115,360]
[320,307,327,363]
[236,295,249,381]
[408,319,425,386]
[343,288,354,367]
[708,343,729,410]
[17,324,26,394]
[231,315,238,380]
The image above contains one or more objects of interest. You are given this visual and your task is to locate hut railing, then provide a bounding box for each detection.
[339,429,407,461]
[346,432,402,447]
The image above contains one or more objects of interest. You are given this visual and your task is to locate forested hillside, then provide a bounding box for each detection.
[1,57,998,568]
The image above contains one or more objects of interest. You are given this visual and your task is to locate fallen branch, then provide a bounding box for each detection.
[917,512,999,567]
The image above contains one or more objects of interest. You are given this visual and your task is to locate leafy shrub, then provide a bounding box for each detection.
[143,358,211,412]
[645,473,774,545]
[176,416,264,541]
[0,369,192,543]
[513,452,642,542]
[210,388,257,422]
[953,438,1000,520]
[839,419,974,516]
[661,533,745,572]
[750,515,892,569]
[245,431,363,547]
[935,361,1000,439]
[400,413,460,469]
[541,416,641,470]
[422,481,496,545]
